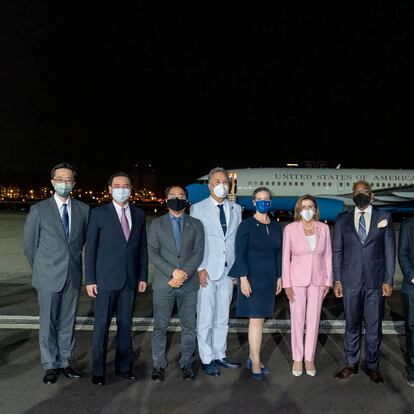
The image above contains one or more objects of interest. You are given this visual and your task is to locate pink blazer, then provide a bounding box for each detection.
[282,221,332,288]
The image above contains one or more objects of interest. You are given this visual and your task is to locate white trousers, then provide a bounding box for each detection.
[197,273,234,364]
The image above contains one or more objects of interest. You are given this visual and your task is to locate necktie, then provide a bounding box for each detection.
[120,207,130,241]
[172,217,182,251]
[358,211,366,243]
[218,204,227,236]
[62,203,69,239]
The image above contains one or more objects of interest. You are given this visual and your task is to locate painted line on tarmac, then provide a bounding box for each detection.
[0,315,405,334]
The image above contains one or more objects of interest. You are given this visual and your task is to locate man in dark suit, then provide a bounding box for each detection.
[24,162,89,384]
[85,171,148,386]
[398,217,414,387]
[333,180,396,383]
[148,185,204,381]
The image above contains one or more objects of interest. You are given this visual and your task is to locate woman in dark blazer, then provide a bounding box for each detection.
[228,187,282,380]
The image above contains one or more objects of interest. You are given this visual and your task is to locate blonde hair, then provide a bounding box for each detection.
[293,194,320,221]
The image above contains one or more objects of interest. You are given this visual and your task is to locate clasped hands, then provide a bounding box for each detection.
[168,268,188,288]
[333,281,393,298]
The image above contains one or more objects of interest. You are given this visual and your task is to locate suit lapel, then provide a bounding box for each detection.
[48,197,67,242]
[364,208,378,245]
[180,215,192,252]
[162,214,178,253]
[129,205,138,241]
[346,208,360,243]
[69,200,80,242]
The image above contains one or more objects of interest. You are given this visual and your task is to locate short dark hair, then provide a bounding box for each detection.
[252,186,272,200]
[164,185,188,199]
[107,171,132,186]
[50,162,77,180]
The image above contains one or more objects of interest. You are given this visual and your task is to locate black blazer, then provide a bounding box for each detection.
[398,217,414,294]
[85,202,148,290]
[333,207,396,289]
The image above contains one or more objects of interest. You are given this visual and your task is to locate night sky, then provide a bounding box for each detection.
[2,1,414,189]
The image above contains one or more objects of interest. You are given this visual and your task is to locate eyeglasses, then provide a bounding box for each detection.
[53,179,74,184]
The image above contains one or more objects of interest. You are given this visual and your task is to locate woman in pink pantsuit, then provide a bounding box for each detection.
[282,195,332,377]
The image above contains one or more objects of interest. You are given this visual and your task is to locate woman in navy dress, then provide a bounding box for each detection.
[228,186,282,380]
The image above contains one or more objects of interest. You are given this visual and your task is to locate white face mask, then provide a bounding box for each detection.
[300,209,314,222]
[212,183,229,198]
[112,188,131,203]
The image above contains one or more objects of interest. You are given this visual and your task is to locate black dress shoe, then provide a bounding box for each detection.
[151,367,165,382]
[335,365,358,379]
[181,364,196,380]
[213,358,241,369]
[43,369,59,384]
[116,370,137,380]
[60,366,81,378]
[92,375,105,386]
[366,369,384,384]
[201,362,220,376]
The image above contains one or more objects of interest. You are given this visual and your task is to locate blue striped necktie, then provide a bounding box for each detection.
[358,211,366,243]
[62,203,69,239]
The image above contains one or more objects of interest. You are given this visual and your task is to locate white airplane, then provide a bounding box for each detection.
[186,167,414,221]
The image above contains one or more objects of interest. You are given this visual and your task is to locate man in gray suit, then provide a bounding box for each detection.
[398,217,414,386]
[148,185,204,381]
[24,162,89,384]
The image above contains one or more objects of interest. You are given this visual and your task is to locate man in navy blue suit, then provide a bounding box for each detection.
[85,172,148,385]
[398,217,414,387]
[333,180,396,384]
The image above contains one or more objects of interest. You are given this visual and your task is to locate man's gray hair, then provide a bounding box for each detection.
[208,167,229,183]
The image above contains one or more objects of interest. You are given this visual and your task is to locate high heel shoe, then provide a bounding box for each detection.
[292,361,303,377]
[251,371,264,381]
[246,358,270,374]
[305,361,316,376]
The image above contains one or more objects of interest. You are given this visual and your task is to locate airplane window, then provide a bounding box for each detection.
[312,182,315,186]
[388,183,391,187]
[254,181,257,185]
[289,182,292,186]
[317,182,321,186]
[382,183,386,187]
[277,182,281,186]
[323,182,326,187]
[346,183,350,187]
[272,182,275,186]
[283,182,287,186]
[294,182,298,186]
[300,182,304,186]
[248,181,252,185]
[339,183,343,187]
[328,182,332,187]
[260,181,263,185]
[266,181,269,185]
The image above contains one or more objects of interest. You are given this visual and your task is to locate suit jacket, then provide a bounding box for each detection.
[398,217,414,294]
[282,221,332,288]
[23,197,89,292]
[84,202,148,291]
[333,207,396,289]
[148,213,205,292]
[190,196,242,280]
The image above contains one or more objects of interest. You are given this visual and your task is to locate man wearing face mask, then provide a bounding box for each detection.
[24,162,89,384]
[190,167,242,376]
[333,180,396,384]
[85,172,148,386]
[148,185,204,381]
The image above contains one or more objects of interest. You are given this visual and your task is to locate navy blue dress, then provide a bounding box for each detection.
[228,216,282,318]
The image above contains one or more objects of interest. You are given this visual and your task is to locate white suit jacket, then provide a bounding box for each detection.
[190,196,242,281]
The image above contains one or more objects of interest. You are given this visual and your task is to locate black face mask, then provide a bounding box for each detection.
[166,198,187,212]
[353,193,370,209]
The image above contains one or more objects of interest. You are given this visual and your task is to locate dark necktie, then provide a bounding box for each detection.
[358,211,366,243]
[218,204,227,236]
[172,217,182,251]
[62,203,69,239]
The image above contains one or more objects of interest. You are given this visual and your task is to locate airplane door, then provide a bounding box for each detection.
[228,172,238,202]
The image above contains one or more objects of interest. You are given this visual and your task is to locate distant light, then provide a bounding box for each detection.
[154,208,157,213]
[287,163,299,167]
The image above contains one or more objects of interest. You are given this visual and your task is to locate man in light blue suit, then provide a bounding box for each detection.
[190,167,242,376]
[24,162,89,384]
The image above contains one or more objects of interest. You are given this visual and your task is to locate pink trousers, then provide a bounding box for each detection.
[289,285,325,361]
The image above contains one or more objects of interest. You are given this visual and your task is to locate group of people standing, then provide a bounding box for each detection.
[23,163,414,388]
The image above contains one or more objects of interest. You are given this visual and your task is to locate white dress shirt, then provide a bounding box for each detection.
[112,201,132,230]
[354,204,372,234]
